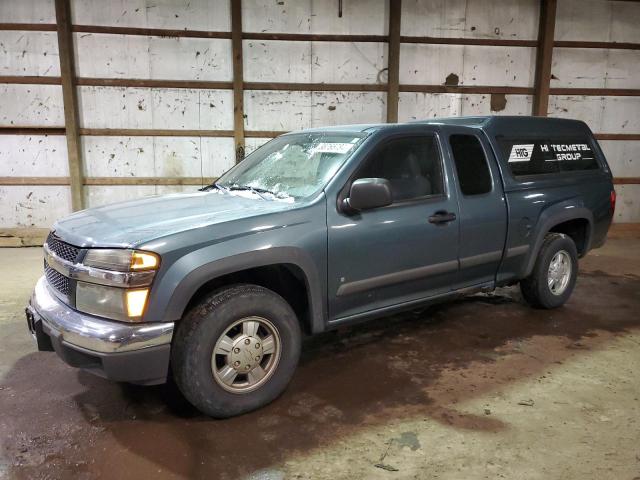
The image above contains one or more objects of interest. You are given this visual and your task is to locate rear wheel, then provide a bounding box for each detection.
[171,284,301,418]
[520,233,578,309]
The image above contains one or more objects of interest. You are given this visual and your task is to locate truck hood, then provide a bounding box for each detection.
[53,191,299,248]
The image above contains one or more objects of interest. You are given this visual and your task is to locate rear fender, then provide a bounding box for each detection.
[521,202,593,278]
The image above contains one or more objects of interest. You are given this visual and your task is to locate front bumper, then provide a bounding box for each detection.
[27,276,174,385]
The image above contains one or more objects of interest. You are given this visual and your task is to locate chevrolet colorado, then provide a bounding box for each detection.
[26,116,615,417]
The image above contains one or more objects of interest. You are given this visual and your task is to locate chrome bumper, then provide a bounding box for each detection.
[29,276,174,354]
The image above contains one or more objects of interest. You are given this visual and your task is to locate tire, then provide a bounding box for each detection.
[171,284,301,418]
[520,233,578,309]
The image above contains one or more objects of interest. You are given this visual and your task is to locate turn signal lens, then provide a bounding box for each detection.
[125,289,149,317]
[130,251,160,270]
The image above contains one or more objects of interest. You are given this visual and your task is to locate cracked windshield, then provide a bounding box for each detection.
[214,132,366,201]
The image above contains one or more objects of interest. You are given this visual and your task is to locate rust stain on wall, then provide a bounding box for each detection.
[490,93,507,112]
[445,73,459,86]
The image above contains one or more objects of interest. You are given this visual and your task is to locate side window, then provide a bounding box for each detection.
[449,134,492,195]
[356,136,444,202]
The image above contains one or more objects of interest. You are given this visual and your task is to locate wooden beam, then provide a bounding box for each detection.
[6,75,640,98]
[83,177,217,186]
[400,36,537,47]
[55,0,84,211]
[231,0,245,163]
[613,178,640,185]
[533,0,557,116]
[386,0,401,123]
[76,128,640,141]
[78,128,235,137]
[0,127,65,135]
[72,24,231,39]
[0,23,56,31]
[77,128,286,138]
[400,85,533,94]
[0,76,61,85]
[595,133,640,141]
[244,130,286,138]
[0,177,216,186]
[5,23,640,51]
[554,40,640,50]
[549,87,640,96]
[2,126,637,141]
[77,78,232,89]
[244,32,387,42]
[0,177,70,185]
[244,82,386,92]
[0,228,50,247]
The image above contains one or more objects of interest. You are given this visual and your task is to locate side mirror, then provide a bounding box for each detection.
[345,178,392,211]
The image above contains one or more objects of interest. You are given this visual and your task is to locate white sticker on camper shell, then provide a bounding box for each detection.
[542,143,593,161]
[508,144,534,162]
[311,143,355,154]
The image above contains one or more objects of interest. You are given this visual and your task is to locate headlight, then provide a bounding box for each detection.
[76,283,150,321]
[76,249,159,321]
[83,249,160,272]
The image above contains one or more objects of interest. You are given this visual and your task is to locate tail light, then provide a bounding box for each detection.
[610,189,616,214]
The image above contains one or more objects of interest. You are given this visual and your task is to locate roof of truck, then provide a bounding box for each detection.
[293,116,593,137]
[411,115,589,129]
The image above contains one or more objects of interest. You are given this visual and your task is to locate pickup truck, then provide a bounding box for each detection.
[26,116,615,417]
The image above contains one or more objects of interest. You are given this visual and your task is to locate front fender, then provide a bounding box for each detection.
[521,201,593,278]
[147,246,326,333]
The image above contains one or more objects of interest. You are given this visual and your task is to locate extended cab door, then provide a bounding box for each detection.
[445,127,508,288]
[326,128,460,321]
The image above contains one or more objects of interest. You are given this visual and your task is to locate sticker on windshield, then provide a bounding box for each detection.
[508,144,534,162]
[311,143,355,154]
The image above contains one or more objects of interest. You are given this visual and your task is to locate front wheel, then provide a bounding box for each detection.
[171,284,301,418]
[520,233,578,309]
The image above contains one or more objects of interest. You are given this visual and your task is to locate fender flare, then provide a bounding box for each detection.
[155,247,326,333]
[521,203,594,278]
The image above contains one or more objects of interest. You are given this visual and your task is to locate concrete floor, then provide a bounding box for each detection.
[1,235,639,480]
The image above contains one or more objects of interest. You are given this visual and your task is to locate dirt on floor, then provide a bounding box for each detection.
[0,236,639,480]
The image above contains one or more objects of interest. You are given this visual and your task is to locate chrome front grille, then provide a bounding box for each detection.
[45,232,80,263]
[44,260,70,296]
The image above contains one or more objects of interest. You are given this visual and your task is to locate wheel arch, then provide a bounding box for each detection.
[154,247,326,334]
[521,203,593,278]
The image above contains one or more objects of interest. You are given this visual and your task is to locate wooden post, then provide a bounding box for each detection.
[231,0,245,162]
[55,0,84,210]
[533,0,557,116]
[386,0,401,123]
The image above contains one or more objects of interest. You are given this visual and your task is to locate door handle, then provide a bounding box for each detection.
[428,211,457,224]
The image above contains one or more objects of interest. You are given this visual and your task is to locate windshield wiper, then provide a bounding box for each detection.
[251,186,283,197]
[199,182,228,193]
[229,185,271,200]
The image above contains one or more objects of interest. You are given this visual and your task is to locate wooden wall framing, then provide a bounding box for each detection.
[231,0,245,163]
[1,0,640,192]
[533,0,557,116]
[54,0,84,210]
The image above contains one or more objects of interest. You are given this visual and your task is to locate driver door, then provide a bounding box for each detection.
[327,130,460,321]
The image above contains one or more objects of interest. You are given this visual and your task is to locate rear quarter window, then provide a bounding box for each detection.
[498,137,600,177]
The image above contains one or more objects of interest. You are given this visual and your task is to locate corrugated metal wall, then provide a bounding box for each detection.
[1,0,639,243]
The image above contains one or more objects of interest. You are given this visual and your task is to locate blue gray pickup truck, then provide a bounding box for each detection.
[26,116,615,417]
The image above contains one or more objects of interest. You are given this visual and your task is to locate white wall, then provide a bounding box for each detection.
[550,0,640,223]
[0,0,639,229]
